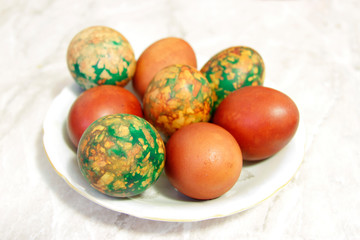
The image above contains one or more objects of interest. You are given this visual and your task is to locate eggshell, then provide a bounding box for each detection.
[67,85,143,148]
[143,64,213,137]
[133,37,197,99]
[165,122,243,200]
[212,86,299,161]
[77,114,165,197]
[67,26,136,90]
[201,46,265,111]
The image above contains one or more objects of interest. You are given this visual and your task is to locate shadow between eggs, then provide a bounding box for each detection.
[63,120,77,154]
[131,171,201,203]
[242,159,267,167]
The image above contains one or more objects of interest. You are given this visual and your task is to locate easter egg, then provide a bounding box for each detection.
[77,114,165,197]
[67,85,143,148]
[165,122,243,200]
[133,37,197,99]
[212,86,299,161]
[201,46,265,111]
[143,64,213,137]
[67,26,136,90]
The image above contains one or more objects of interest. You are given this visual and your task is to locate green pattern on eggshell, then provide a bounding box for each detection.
[143,64,213,137]
[67,26,136,90]
[77,114,165,197]
[200,46,265,111]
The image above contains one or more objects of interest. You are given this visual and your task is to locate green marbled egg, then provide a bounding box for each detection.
[201,46,265,112]
[77,114,165,197]
[67,26,136,90]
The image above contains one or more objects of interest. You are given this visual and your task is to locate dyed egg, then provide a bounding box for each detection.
[143,64,213,137]
[212,86,299,161]
[67,26,136,90]
[165,122,243,200]
[133,37,197,99]
[67,85,143,148]
[77,114,165,197]
[201,46,265,111]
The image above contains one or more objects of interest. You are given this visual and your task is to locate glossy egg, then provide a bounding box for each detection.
[133,37,197,99]
[165,122,243,200]
[212,86,299,161]
[77,114,165,197]
[67,26,136,90]
[67,85,143,148]
[201,46,265,111]
[143,64,213,137]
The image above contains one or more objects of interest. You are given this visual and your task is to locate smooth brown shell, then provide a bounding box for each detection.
[67,85,143,147]
[132,37,197,99]
[212,86,299,161]
[165,122,243,200]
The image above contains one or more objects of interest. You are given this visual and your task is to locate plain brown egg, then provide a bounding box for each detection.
[132,37,197,99]
[212,86,299,161]
[67,85,143,148]
[165,122,243,200]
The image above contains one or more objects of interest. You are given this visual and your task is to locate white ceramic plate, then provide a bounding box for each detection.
[43,83,306,222]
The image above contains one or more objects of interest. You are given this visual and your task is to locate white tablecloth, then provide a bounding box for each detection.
[1,0,359,239]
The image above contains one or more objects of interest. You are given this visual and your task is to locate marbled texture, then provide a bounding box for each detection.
[143,64,212,137]
[67,26,136,89]
[201,46,265,111]
[1,0,360,239]
[77,114,165,197]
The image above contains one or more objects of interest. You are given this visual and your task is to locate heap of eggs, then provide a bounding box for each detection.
[66,26,299,200]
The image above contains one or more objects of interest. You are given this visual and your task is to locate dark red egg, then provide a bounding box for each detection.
[67,85,143,147]
[212,86,299,161]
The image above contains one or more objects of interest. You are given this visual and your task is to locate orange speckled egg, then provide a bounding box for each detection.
[133,37,197,99]
[143,64,213,137]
